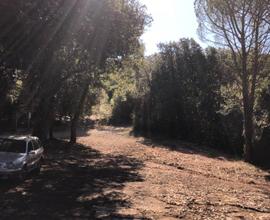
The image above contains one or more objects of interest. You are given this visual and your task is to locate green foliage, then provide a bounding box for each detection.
[133,38,245,153]
[0,0,151,139]
[92,89,113,122]
[135,39,221,138]
[95,51,145,124]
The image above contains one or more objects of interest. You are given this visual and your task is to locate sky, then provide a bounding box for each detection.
[140,0,205,55]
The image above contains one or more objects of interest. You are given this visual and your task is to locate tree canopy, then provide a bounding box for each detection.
[0,0,151,141]
[195,0,270,161]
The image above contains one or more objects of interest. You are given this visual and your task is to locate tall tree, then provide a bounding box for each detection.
[134,39,222,144]
[0,0,151,141]
[195,0,270,162]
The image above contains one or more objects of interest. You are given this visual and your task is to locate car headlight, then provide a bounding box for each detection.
[3,162,15,169]
[3,162,22,170]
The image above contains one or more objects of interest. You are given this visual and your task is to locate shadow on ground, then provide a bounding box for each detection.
[0,140,145,219]
[137,136,240,162]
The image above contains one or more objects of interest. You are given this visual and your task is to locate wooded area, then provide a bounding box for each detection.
[0,0,270,219]
[0,0,270,165]
[0,0,150,142]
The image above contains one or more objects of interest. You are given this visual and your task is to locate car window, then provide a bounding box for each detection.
[32,140,40,149]
[0,139,26,154]
[28,141,34,152]
[37,139,42,147]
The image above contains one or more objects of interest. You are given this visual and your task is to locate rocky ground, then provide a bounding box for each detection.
[0,126,269,219]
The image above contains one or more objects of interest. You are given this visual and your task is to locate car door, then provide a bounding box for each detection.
[26,141,36,170]
[32,139,44,167]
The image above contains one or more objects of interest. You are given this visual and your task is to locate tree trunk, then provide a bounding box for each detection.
[146,94,152,138]
[243,109,253,162]
[49,124,54,140]
[48,97,56,140]
[11,109,18,132]
[32,113,50,141]
[70,117,78,144]
[241,54,254,162]
[32,98,52,141]
[70,83,89,144]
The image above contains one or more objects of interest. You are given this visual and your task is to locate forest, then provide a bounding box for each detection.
[0,0,270,219]
[1,0,269,165]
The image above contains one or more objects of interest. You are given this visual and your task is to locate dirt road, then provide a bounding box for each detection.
[0,126,270,219]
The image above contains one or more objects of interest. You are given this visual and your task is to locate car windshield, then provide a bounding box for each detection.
[0,139,26,154]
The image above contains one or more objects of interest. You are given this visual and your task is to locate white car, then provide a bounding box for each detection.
[0,136,44,179]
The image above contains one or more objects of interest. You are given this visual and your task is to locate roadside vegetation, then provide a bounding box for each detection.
[1,0,270,166]
[0,0,270,219]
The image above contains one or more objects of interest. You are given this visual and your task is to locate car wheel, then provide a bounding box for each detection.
[33,162,41,175]
[40,156,44,164]
[19,165,28,180]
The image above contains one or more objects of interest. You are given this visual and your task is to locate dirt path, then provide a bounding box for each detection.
[77,126,270,220]
[0,126,270,219]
